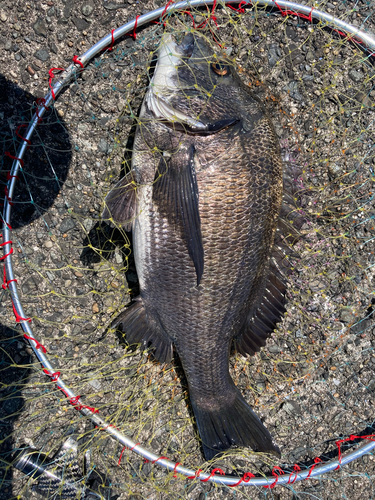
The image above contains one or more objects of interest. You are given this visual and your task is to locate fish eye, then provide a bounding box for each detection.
[211,62,229,76]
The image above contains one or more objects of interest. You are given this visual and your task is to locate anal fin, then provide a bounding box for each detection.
[112,298,173,363]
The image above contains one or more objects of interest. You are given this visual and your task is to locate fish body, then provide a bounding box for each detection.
[103,33,296,459]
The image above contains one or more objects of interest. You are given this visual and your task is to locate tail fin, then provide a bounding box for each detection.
[191,390,280,460]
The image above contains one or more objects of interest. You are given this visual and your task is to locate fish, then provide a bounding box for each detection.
[102,32,302,460]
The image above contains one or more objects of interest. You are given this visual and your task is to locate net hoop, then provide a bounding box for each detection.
[2,0,375,488]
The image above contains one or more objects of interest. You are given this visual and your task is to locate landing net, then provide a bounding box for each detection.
[1,1,375,499]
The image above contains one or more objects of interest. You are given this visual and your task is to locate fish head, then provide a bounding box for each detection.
[146,33,257,135]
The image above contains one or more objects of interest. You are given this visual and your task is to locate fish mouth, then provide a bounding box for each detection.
[146,33,207,130]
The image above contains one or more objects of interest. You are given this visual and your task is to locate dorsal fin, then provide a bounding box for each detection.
[234,158,305,356]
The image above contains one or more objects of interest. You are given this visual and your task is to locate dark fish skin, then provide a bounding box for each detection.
[103,34,295,460]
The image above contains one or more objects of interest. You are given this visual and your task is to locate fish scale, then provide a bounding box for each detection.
[102,33,301,460]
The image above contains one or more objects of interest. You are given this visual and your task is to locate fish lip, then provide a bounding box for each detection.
[146,34,207,130]
[175,33,195,58]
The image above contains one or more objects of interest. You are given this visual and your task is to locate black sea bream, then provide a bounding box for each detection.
[103,33,301,460]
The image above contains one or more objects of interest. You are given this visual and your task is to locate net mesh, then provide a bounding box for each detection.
[1,1,375,498]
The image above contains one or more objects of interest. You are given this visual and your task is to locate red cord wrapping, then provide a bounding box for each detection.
[335,434,375,470]
[305,457,323,480]
[287,464,301,484]
[152,456,169,464]
[2,264,17,289]
[107,29,115,51]
[228,471,256,487]
[43,369,61,382]
[4,151,24,168]
[263,465,284,489]
[15,124,31,147]
[227,1,248,14]
[0,240,13,261]
[48,68,64,100]
[200,468,225,482]
[128,16,140,41]
[273,0,314,22]
[35,97,49,123]
[173,462,181,478]
[3,187,13,206]
[72,55,84,68]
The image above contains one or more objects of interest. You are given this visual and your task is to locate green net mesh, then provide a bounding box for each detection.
[1,1,375,498]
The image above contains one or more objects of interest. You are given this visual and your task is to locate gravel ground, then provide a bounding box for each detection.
[1,1,375,499]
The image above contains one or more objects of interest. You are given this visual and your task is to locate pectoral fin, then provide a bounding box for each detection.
[102,172,137,230]
[153,145,204,285]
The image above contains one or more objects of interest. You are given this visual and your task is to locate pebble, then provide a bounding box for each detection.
[64,280,72,287]
[33,18,47,37]
[44,240,53,249]
[92,302,99,313]
[75,271,83,278]
[46,271,55,281]
[348,69,364,83]
[0,12,7,22]
[72,17,90,31]
[282,80,303,101]
[98,138,109,153]
[34,48,50,62]
[57,109,64,117]
[268,44,280,67]
[59,218,76,233]
[282,400,302,416]
[81,3,94,16]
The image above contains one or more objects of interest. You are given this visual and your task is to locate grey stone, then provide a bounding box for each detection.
[268,44,280,67]
[282,400,302,416]
[14,53,21,61]
[33,18,47,37]
[34,48,50,62]
[101,12,117,26]
[46,271,55,281]
[268,345,281,354]
[348,69,364,83]
[103,2,126,10]
[81,3,95,16]
[290,446,308,462]
[47,6,55,17]
[339,308,355,323]
[283,80,303,101]
[59,218,76,233]
[72,17,90,31]
[49,42,58,54]
[305,50,314,62]
[63,0,74,18]
[98,138,109,153]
